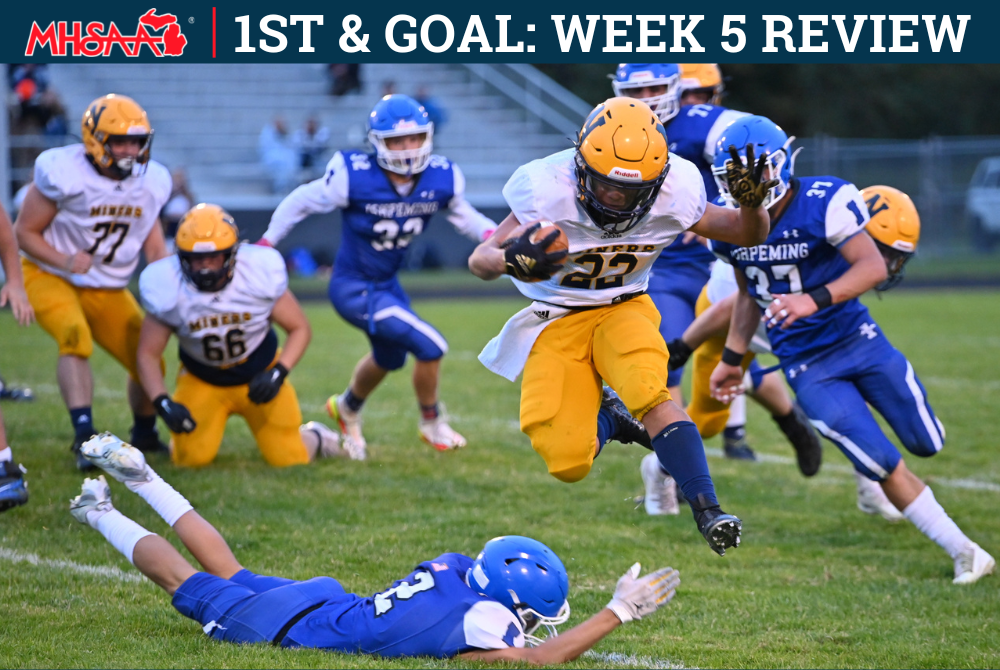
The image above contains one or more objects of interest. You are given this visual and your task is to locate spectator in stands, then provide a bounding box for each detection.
[258,116,299,195]
[328,64,361,97]
[292,116,331,180]
[380,80,397,98]
[415,85,448,135]
[161,168,196,249]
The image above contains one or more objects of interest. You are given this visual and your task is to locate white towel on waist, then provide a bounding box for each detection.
[478,301,572,382]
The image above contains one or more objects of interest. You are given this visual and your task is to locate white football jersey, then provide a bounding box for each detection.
[502,149,707,307]
[139,245,288,368]
[28,144,171,289]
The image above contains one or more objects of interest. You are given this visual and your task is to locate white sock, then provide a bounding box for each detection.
[727,394,747,427]
[93,509,154,565]
[124,468,193,527]
[0,446,11,463]
[903,486,971,559]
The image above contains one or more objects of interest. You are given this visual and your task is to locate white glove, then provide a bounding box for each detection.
[606,563,680,624]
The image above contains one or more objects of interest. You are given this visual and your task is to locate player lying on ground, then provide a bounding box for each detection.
[70,432,680,662]
[14,94,171,470]
[260,94,497,457]
[470,97,777,556]
[708,116,995,584]
[136,204,351,467]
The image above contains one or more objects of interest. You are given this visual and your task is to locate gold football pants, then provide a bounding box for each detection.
[519,295,671,483]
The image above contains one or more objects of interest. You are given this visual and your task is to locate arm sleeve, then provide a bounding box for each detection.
[138,260,181,328]
[463,601,525,650]
[447,164,497,242]
[825,183,870,247]
[262,152,350,246]
[33,149,76,203]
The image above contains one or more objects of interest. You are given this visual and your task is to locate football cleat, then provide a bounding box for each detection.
[774,404,822,477]
[300,421,355,460]
[723,432,757,461]
[327,394,367,458]
[690,494,742,556]
[0,376,34,402]
[953,542,995,585]
[601,387,652,449]
[640,453,679,516]
[129,427,171,456]
[72,435,98,472]
[70,475,114,524]
[80,432,151,483]
[419,408,467,451]
[0,461,29,512]
[855,475,903,522]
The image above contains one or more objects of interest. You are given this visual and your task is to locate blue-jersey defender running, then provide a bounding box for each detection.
[260,95,497,457]
[70,432,680,663]
[613,64,760,462]
[709,115,995,585]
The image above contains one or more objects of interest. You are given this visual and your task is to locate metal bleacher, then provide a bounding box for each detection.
[46,63,591,211]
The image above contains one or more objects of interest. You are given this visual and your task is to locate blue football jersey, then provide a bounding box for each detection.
[285,553,524,657]
[712,176,873,369]
[334,151,457,282]
[655,104,747,272]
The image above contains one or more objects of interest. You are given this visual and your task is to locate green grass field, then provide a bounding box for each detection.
[1,290,998,669]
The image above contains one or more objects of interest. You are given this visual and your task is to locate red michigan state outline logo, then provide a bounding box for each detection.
[25,8,188,57]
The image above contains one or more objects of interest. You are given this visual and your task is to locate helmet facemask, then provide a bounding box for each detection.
[98,131,154,179]
[575,152,668,234]
[369,126,434,176]
[873,239,913,292]
[179,246,238,292]
[611,75,682,123]
[512,596,571,647]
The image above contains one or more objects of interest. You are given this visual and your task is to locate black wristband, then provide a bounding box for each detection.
[273,362,289,377]
[153,394,170,407]
[721,347,745,366]
[808,285,833,311]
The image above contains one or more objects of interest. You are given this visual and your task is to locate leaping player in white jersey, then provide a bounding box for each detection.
[14,94,171,471]
[469,97,776,556]
[136,204,352,467]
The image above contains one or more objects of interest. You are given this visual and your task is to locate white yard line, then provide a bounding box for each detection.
[584,651,693,669]
[0,547,143,583]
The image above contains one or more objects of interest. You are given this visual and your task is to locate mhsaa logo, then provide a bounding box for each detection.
[25,8,188,57]
[609,166,643,181]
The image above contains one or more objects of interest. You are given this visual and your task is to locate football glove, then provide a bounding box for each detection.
[666,338,694,371]
[501,223,568,282]
[724,143,780,210]
[247,363,289,404]
[606,563,680,624]
[154,394,196,433]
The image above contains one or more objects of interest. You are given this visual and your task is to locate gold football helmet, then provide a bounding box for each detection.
[575,97,669,233]
[861,185,920,291]
[176,204,240,292]
[679,64,724,105]
[81,94,153,178]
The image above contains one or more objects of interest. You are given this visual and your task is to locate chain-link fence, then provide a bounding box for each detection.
[794,135,1000,256]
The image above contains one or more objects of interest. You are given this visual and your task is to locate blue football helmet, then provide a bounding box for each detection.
[468,536,570,646]
[712,115,800,209]
[611,63,683,122]
[367,94,434,176]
